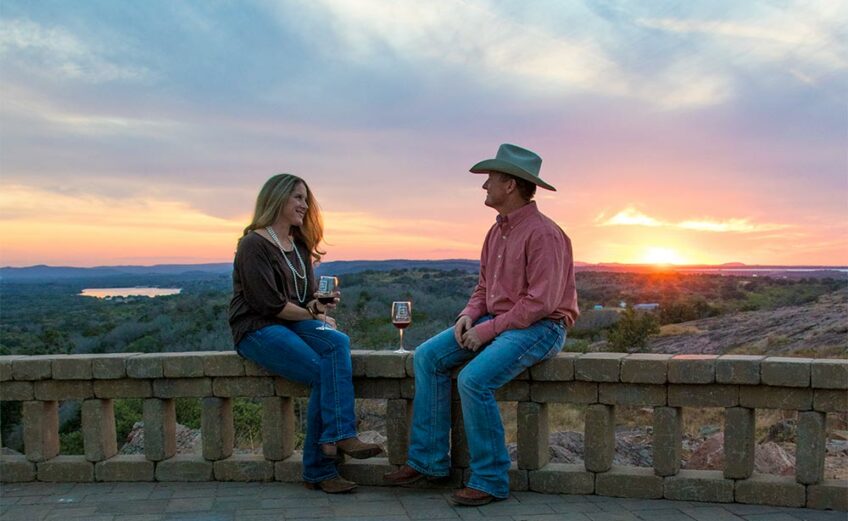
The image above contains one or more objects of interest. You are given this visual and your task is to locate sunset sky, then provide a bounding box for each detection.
[1,1,846,267]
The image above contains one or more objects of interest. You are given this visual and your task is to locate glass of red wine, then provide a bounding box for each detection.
[316,276,339,331]
[391,300,412,353]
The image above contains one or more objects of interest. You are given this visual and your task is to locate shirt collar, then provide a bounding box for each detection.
[496,201,538,228]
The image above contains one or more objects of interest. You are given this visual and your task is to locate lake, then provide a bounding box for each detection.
[80,287,182,299]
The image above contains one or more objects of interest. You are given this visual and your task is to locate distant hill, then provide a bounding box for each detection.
[0,263,234,281]
[0,260,480,282]
[315,259,479,276]
[3,260,845,282]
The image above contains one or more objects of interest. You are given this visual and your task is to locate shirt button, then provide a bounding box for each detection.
[497,254,501,259]
[502,236,507,240]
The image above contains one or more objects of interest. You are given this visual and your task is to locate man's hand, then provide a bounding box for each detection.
[454,315,473,347]
[461,327,483,352]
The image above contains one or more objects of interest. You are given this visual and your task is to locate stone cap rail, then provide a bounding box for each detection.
[0,352,846,511]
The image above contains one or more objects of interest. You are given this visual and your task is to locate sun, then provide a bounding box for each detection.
[640,247,687,265]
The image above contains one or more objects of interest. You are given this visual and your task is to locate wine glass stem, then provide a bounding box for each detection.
[323,313,329,329]
[399,329,404,350]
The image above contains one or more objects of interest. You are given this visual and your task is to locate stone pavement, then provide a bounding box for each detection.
[0,482,845,521]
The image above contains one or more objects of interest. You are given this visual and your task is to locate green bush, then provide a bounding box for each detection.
[234,399,263,450]
[607,308,660,352]
[114,398,143,445]
[60,431,84,455]
[175,398,201,429]
[563,338,591,353]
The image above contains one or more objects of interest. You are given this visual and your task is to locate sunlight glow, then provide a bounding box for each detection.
[640,247,687,265]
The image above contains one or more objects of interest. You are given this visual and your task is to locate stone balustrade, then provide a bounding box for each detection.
[0,351,845,511]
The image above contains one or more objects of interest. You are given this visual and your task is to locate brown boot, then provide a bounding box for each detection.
[383,464,426,486]
[335,437,383,459]
[450,487,503,506]
[304,476,357,494]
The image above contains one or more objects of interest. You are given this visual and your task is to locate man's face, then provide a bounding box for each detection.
[482,172,510,209]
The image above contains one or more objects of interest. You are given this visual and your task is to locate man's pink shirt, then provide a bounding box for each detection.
[459,201,580,344]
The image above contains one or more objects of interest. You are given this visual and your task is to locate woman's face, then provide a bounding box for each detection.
[278,182,308,228]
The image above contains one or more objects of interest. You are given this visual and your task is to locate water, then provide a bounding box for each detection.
[79,287,181,299]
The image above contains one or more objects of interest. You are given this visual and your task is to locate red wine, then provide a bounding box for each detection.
[317,296,336,305]
[393,321,411,329]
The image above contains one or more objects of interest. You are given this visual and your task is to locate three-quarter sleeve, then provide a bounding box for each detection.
[235,238,288,317]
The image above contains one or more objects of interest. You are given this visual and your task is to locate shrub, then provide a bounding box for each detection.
[607,308,660,352]
[60,431,84,455]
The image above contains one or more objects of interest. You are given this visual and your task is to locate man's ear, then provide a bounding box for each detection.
[505,177,517,194]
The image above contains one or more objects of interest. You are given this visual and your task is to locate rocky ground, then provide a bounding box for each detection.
[646,288,848,356]
[503,423,847,480]
[102,416,846,480]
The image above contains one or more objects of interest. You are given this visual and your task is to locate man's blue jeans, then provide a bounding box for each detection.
[236,321,357,483]
[406,316,565,498]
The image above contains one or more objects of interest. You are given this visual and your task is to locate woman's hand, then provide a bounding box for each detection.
[312,291,341,312]
[317,314,337,329]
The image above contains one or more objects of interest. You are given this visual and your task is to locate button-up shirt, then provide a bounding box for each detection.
[459,201,579,344]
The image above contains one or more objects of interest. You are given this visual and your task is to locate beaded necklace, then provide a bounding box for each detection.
[265,226,308,303]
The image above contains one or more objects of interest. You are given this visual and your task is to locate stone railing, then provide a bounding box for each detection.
[0,352,845,511]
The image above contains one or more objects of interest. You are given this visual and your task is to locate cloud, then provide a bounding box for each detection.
[636,2,848,75]
[269,0,734,109]
[0,18,150,83]
[1,84,181,136]
[598,208,662,227]
[597,206,789,233]
[677,219,787,233]
[0,184,242,234]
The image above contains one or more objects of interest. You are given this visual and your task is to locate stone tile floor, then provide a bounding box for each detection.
[0,482,845,521]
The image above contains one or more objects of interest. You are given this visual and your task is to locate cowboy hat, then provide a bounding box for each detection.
[469,143,556,191]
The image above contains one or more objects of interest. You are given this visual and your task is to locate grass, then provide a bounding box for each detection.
[658,324,703,336]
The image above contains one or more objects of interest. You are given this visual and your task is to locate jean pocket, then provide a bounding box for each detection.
[542,327,565,361]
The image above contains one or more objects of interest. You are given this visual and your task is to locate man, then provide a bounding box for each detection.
[383,143,579,505]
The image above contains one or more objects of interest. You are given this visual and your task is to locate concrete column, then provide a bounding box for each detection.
[724,407,755,479]
[386,399,412,465]
[652,406,682,476]
[143,398,176,462]
[796,410,826,484]
[451,400,469,468]
[202,397,234,461]
[262,396,294,461]
[22,400,59,462]
[517,402,549,470]
[81,399,117,462]
[585,404,614,473]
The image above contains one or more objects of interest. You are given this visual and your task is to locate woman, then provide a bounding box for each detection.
[229,173,382,494]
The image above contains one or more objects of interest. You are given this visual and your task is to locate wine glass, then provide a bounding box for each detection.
[315,276,338,331]
[391,301,412,353]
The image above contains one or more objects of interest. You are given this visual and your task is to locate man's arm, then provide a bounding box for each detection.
[455,230,492,346]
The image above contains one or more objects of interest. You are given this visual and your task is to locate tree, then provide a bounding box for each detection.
[607,308,660,352]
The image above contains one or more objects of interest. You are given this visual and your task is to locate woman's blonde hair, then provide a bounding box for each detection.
[241,173,325,263]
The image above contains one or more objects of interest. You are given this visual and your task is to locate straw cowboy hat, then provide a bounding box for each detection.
[469,143,556,191]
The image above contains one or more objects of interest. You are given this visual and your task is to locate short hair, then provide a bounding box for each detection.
[496,172,536,201]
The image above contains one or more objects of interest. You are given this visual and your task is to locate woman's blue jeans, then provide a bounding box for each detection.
[236,321,357,483]
[406,316,565,498]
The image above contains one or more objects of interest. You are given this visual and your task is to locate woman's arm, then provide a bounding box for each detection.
[276,301,318,321]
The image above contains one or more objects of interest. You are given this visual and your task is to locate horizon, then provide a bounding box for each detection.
[3,259,848,270]
[1,1,846,267]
